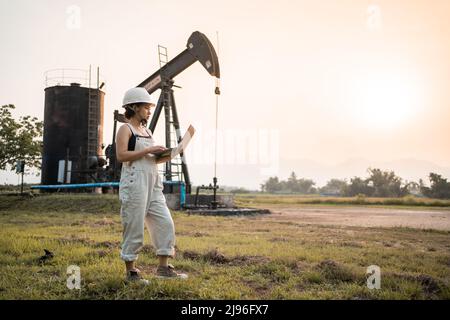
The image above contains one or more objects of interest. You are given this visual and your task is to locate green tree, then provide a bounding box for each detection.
[0,104,43,172]
[343,176,373,197]
[287,171,299,192]
[262,173,316,194]
[420,173,450,199]
[366,168,408,197]
[262,176,282,193]
[404,181,420,195]
[297,178,316,194]
[320,179,348,195]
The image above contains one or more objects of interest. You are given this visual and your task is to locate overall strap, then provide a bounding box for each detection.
[127,123,151,138]
[126,123,137,136]
[144,127,153,138]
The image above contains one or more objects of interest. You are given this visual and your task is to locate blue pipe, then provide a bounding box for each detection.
[162,181,186,208]
[179,183,186,207]
[31,182,120,189]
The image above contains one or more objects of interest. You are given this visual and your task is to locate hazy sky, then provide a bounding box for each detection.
[1,0,449,188]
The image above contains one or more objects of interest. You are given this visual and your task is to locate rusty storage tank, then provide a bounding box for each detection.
[41,81,104,185]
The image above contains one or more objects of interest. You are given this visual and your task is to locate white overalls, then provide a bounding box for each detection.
[119,124,175,262]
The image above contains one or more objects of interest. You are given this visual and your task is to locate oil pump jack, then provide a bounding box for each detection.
[106,31,221,207]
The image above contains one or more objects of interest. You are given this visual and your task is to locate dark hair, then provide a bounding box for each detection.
[124,104,147,126]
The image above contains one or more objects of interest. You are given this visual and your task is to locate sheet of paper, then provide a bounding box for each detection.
[156,125,195,161]
[171,125,195,158]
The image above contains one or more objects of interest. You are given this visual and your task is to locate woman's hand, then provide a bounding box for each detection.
[147,146,168,155]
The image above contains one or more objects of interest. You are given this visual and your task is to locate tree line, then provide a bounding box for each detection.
[261,169,450,199]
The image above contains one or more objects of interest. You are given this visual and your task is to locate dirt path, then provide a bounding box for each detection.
[261,206,450,230]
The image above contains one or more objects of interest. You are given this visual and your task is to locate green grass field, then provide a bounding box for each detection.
[0,194,449,300]
[235,193,450,208]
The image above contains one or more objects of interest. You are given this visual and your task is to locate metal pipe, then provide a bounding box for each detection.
[31,182,119,190]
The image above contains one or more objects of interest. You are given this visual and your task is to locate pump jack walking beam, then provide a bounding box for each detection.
[138,31,220,95]
[136,31,220,193]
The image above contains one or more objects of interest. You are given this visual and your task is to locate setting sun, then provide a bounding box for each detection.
[352,72,424,129]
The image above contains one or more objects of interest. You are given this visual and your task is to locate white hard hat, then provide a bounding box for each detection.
[122,87,154,107]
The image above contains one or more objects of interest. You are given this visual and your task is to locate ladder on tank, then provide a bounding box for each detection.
[87,66,100,160]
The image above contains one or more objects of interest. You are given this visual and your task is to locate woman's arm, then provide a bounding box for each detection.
[116,125,166,163]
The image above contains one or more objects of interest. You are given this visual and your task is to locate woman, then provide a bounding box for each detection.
[116,87,188,283]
